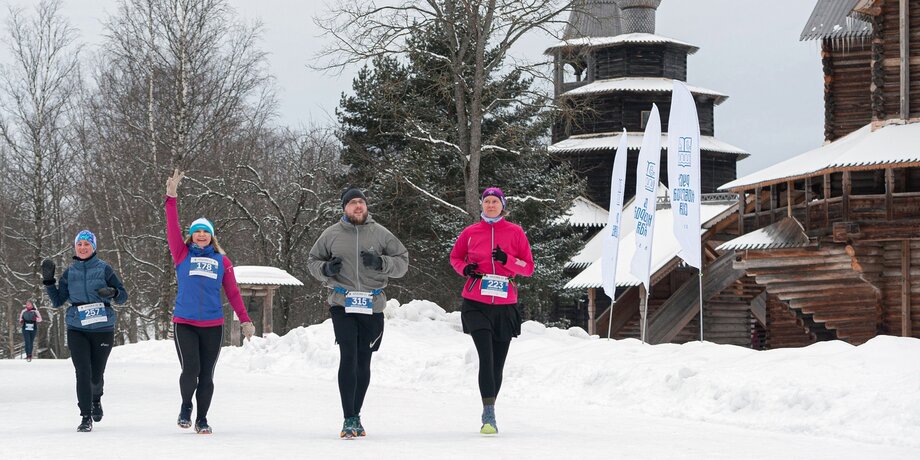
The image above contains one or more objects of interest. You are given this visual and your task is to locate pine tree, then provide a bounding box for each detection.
[336,24,583,318]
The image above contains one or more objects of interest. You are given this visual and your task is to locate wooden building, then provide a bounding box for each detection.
[563,0,920,348]
[547,0,747,209]
[715,0,920,347]
[555,0,756,343]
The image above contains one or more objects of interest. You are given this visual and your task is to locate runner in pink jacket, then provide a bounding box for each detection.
[449,186,534,435]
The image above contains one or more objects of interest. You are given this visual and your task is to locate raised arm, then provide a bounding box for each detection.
[165,169,188,266]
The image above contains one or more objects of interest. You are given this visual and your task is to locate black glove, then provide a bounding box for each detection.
[97,287,118,299]
[492,246,508,265]
[41,259,56,285]
[322,256,343,277]
[463,263,482,278]
[361,251,383,271]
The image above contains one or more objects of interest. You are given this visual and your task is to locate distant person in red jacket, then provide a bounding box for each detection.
[19,300,43,361]
[449,187,534,435]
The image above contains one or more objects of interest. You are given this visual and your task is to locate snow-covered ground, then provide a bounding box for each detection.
[2,299,919,459]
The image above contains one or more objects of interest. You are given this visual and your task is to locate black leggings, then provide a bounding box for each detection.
[23,327,36,356]
[471,330,511,405]
[330,307,384,418]
[67,329,115,416]
[174,323,223,420]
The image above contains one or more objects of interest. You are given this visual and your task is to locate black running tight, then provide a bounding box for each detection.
[173,323,223,420]
[67,329,114,416]
[471,329,511,405]
[330,307,384,418]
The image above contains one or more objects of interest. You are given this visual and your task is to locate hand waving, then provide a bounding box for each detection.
[165,168,184,197]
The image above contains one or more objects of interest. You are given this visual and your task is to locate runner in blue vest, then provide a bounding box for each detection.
[19,300,43,361]
[164,169,255,434]
[43,230,129,432]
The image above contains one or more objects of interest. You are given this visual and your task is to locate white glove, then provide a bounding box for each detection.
[241,321,256,340]
[165,168,184,197]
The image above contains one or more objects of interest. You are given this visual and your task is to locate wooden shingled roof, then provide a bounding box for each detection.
[563,0,622,40]
[800,0,873,41]
[717,217,811,251]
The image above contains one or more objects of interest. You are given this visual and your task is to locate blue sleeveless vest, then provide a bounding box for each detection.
[173,244,226,321]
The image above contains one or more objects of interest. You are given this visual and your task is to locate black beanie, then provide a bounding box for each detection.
[341,187,367,209]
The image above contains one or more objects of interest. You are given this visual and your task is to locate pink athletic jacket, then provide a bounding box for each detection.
[166,196,251,326]
[449,218,534,305]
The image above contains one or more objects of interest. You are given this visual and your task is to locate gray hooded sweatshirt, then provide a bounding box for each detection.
[308,215,409,312]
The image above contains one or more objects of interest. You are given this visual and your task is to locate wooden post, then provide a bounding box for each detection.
[639,284,649,343]
[230,317,240,345]
[885,168,894,220]
[902,240,912,337]
[770,184,776,224]
[842,171,851,221]
[737,191,745,235]
[804,177,811,231]
[587,288,596,336]
[901,0,910,120]
[823,173,831,228]
[262,287,274,335]
[754,186,762,228]
[786,180,793,217]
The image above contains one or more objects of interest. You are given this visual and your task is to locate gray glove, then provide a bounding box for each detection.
[322,257,343,277]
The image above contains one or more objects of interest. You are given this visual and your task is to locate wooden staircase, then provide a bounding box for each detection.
[645,251,747,344]
[735,244,883,344]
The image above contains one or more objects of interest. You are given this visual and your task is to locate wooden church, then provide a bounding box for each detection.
[547,0,747,209]
[558,0,920,348]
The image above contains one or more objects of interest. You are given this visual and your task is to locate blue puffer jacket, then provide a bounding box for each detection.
[45,254,128,331]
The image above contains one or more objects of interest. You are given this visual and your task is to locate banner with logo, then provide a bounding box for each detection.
[602,129,629,301]
[630,104,662,290]
[667,80,702,269]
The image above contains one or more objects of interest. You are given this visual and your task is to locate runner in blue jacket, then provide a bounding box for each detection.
[43,230,128,432]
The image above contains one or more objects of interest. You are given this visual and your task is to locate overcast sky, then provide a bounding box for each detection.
[4,0,825,178]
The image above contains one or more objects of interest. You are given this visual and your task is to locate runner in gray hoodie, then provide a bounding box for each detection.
[308,187,408,439]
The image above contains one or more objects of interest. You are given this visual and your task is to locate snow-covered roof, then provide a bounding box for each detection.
[234,266,304,287]
[716,217,811,251]
[800,0,872,41]
[564,192,735,289]
[720,123,920,191]
[549,131,749,158]
[545,32,699,54]
[560,77,727,105]
[556,196,609,229]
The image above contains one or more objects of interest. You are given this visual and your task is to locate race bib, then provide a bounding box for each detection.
[24,323,34,331]
[190,257,219,279]
[480,274,510,298]
[344,291,374,315]
[78,303,108,326]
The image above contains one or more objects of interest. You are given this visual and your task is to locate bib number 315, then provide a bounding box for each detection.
[345,292,374,315]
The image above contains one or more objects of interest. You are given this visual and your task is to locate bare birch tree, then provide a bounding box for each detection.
[0,0,82,357]
[81,0,274,339]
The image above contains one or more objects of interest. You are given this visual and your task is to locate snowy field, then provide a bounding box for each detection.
[2,299,919,459]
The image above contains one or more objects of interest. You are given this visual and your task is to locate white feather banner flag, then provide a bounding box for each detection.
[602,129,629,301]
[629,104,662,290]
[667,80,702,269]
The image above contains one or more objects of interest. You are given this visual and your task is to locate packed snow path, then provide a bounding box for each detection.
[2,300,918,459]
